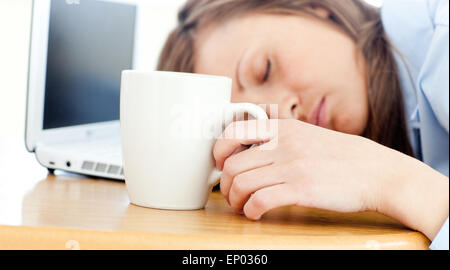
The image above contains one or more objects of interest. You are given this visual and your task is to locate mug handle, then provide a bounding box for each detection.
[208,103,269,187]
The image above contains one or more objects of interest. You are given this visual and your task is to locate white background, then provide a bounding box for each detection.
[0,0,187,143]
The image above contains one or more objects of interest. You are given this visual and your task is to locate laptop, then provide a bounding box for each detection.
[25,0,137,180]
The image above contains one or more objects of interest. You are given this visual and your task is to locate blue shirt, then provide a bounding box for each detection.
[382,0,449,250]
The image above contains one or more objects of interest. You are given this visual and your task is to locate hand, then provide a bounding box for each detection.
[214,119,404,220]
[215,119,449,241]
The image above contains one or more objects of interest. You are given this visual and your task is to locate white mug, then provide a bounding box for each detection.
[120,71,268,210]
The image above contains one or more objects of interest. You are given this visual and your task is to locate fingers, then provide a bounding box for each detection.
[215,119,297,221]
[220,145,274,200]
[243,184,297,220]
[214,120,275,171]
[227,164,285,213]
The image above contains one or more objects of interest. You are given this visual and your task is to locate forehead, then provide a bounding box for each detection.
[193,13,323,74]
[193,14,285,73]
[194,15,254,74]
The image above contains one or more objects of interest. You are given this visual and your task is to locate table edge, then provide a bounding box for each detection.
[0,224,430,250]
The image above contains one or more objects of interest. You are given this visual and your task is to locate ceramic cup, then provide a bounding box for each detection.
[120,71,268,210]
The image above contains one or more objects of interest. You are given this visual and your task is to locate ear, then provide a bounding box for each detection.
[309,6,331,19]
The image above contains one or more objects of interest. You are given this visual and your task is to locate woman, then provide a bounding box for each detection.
[158,0,449,249]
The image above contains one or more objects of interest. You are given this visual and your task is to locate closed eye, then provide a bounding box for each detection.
[262,59,271,83]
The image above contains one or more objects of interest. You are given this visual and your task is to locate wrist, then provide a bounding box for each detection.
[376,151,449,240]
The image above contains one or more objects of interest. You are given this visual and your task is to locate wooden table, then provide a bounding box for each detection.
[0,139,431,250]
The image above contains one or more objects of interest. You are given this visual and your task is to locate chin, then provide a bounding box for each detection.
[335,117,366,136]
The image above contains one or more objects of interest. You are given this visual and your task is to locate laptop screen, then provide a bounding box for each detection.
[43,0,136,129]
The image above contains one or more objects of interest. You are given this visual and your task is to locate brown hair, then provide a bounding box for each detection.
[157,0,414,156]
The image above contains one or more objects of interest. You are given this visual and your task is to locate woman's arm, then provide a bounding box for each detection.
[376,153,449,241]
[214,119,449,241]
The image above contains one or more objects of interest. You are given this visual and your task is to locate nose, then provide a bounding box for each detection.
[232,84,305,121]
[277,94,303,120]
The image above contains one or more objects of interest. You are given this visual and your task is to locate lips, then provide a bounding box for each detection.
[308,97,328,128]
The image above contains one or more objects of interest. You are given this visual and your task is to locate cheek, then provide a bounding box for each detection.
[230,89,247,103]
[331,59,368,135]
[230,87,265,105]
[334,98,369,135]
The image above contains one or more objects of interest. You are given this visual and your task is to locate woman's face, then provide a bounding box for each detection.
[194,12,369,135]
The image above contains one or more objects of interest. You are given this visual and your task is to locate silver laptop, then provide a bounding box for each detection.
[25,0,137,180]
